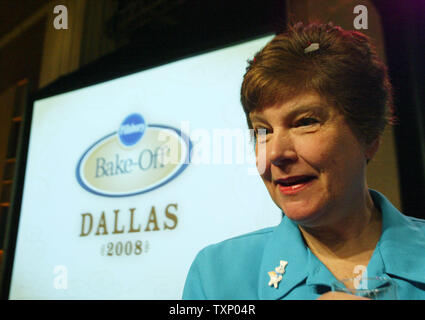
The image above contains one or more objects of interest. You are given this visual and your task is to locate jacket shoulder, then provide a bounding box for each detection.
[182,226,276,299]
[406,215,425,225]
[198,226,275,269]
[403,215,425,233]
[206,226,275,252]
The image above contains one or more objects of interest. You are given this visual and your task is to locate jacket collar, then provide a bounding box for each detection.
[258,214,309,300]
[258,189,425,299]
[371,190,425,285]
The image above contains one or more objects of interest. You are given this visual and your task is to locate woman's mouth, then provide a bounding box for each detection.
[276,175,316,195]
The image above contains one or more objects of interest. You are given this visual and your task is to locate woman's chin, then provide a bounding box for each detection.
[281,203,325,225]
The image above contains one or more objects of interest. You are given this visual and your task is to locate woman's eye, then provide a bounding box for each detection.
[295,117,319,127]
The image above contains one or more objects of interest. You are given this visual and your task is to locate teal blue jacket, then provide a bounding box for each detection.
[182,190,425,299]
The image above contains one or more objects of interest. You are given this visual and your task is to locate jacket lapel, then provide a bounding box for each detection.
[258,215,309,300]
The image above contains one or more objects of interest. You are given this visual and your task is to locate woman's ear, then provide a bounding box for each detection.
[365,137,381,162]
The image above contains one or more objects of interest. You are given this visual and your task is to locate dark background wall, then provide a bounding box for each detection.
[372,0,425,216]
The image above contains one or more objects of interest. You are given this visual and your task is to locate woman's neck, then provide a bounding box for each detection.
[298,190,382,260]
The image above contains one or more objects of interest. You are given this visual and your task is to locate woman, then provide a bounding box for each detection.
[182,22,425,299]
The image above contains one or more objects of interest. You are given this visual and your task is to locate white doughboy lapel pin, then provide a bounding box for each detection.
[268,271,283,289]
[275,260,288,274]
[268,260,288,289]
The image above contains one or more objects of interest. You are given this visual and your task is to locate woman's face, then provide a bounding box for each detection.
[250,92,376,228]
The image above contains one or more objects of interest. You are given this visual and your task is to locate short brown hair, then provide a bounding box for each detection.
[241,22,394,145]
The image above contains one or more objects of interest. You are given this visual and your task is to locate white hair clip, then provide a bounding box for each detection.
[304,42,320,53]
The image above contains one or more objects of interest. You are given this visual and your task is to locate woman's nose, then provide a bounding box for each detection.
[269,131,298,167]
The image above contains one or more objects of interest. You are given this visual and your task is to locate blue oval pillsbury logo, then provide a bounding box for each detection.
[118,113,146,146]
[76,112,192,197]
